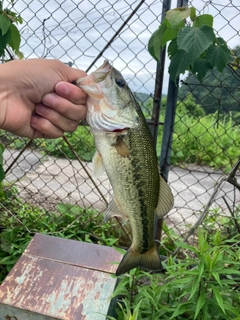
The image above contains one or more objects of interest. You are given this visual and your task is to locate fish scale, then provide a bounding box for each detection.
[75,60,174,276]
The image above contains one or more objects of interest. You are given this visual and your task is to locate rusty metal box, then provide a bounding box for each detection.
[0,233,122,319]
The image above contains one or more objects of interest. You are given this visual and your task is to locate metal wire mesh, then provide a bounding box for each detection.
[1,0,240,245]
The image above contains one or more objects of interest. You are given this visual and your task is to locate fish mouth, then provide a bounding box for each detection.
[74,60,112,88]
[111,128,129,132]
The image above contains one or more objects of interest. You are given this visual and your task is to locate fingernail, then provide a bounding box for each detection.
[42,93,55,106]
[56,82,69,95]
[31,115,38,125]
[35,104,47,114]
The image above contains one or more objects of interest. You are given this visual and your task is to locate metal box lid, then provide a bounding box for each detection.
[0,234,122,320]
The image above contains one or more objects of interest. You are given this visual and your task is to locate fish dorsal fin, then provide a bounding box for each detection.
[92,151,105,179]
[104,197,126,222]
[155,175,174,218]
[114,136,130,158]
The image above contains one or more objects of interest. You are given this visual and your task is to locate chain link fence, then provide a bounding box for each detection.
[1,0,240,247]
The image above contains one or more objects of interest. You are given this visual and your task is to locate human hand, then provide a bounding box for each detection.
[0,59,87,139]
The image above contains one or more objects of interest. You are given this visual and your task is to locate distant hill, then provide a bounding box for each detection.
[134,92,150,104]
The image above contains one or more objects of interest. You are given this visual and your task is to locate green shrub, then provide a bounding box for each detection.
[110,230,240,320]
[0,125,96,162]
[0,184,121,283]
[157,111,240,172]
[36,126,95,161]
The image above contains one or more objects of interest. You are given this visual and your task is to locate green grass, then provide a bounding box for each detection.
[0,125,96,162]
[110,230,240,320]
[158,112,240,172]
[0,184,123,283]
[1,105,239,171]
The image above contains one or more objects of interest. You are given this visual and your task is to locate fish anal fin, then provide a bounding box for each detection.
[114,136,130,158]
[155,175,174,218]
[92,151,105,179]
[115,245,162,276]
[104,197,126,223]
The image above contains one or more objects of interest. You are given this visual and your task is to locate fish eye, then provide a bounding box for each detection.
[115,78,125,88]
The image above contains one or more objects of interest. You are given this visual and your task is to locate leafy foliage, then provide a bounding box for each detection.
[0,0,23,58]
[148,7,232,82]
[37,126,96,161]
[178,46,240,116]
[0,126,96,161]
[145,94,240,172]
[0,143,4,182]
[166,112,240,172]
[110,230,240,319]
[201,206,240,239]
[0,184,123,283]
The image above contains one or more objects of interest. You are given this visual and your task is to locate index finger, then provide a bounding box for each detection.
[55,81,87,105]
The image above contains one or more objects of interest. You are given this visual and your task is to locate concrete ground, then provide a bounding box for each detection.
[3,148,240,233]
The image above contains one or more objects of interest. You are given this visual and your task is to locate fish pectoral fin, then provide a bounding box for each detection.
[155,175,174,218]
[114,136,130,158]
[104,197,126,223]
[115,245,162,276]
[92,151,105,179]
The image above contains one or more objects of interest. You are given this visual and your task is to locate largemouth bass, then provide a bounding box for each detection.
[75,60,174,276]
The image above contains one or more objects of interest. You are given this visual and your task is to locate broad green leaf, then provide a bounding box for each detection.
[212,287,226,315]
[194,291,206,319]
[162,16,185,48]
[0,15,11,35]
[190,7,196,21]
[193,14,213,28]
[169,49,189,82]
[192,58,212,81]
[161,28,178,48]
[207,42,232,72]
[0,28,12,50]
[8,24,21,51]
[148,23,166,62]
[215,37,227,46]
[168,38,178,59]
[0,165,4,182]
[177,25,215,65]
[166,7,191,29]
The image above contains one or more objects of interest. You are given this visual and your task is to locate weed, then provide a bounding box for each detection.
[0,184,121,283]
[110,230,240,319]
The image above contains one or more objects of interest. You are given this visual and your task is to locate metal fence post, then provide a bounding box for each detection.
[148,0,172,145]
[160,0,189,180]
[155,0,189,243]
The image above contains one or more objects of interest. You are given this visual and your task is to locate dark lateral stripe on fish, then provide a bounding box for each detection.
[137,187,150,253]
[130,135,151,253]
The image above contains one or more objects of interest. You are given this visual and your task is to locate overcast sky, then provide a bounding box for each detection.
[12,0,240,93]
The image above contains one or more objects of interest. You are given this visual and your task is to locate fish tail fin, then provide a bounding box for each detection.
[115,245,162,276]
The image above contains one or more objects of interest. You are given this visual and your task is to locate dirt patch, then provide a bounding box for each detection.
[19,189,62,213]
